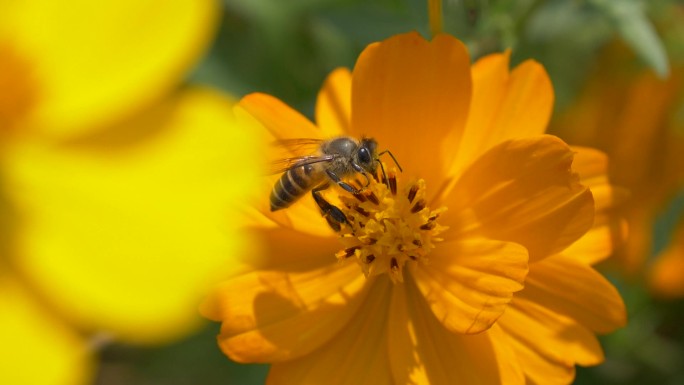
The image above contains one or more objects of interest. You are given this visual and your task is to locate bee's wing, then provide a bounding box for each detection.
[267,138,331,175]
[268,154,336,175]
[272,138,325,155]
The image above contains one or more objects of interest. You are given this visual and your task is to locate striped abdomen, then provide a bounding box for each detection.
[270,163,324,211]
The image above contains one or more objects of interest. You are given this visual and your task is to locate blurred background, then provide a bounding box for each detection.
[1,0,683,384]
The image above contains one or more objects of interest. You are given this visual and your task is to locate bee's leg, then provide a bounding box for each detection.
[312,183,348,232]
[325,169,361,194]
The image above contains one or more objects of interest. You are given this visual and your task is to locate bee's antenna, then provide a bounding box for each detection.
[377,150,403,172]
[378,161,389,189]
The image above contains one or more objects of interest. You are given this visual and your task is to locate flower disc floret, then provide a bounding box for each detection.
[335,172,447,282]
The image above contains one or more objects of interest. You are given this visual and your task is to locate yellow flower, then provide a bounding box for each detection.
[202,32,625,384]
[551,41,684,277]
[1,1,257,384]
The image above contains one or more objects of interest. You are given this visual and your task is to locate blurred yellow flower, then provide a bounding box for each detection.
[202,32,625,384]
[0,0,258,384]
[551,42,684,278]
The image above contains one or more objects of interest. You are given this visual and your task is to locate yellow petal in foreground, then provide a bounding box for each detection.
[3,87,257,344]
[0,277,93,385]
[0,0,218,137]
[0,41,37,131]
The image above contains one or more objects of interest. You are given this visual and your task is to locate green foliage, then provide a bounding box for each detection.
[589,0,669,77]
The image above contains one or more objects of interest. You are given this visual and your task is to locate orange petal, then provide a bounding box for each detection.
[571,147,609,189]
[445,135,594,261]
[213,226,343,279]
[388,281,524,385]
[248,173,339,238]
[571,146,629,211]
[267,278,393,385]
[410,238,528,334]
[649,231,684,298]
[452,53,553,175]
[499,297,605,385]
[201,259,368,363]
[315,67,352,138]
[238,93,322,142]
[562,220,628,266]
[519,255,626,334]
[350,32,471,189]
[487,323,526,385]
[565,146,629,264]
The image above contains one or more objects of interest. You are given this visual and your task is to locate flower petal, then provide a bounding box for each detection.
[232,227,342,274]
[1,0,217,137]
[315,67,352,138]
[238,93,322,142]
[499,297,605,385]
[562,222,628,266]
[266,278,393,385]
[565,147,628,264]
[519,255,626,334]
[572,146,629,211]
[0,277,94,385]
[388,281,524,385]
[411,238,528,334]
[351,32,472,189]
[444,135,595,261]
[649,230,684,298]
[202,260,369,363]
[3,87,258,344]
[452,53,553,175]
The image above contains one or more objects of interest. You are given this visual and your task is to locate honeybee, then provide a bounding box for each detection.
[270,136,401,231]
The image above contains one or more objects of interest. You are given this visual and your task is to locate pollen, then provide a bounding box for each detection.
[335,172,447,283]
[0,41,38,131]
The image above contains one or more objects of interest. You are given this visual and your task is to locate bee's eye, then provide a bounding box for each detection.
[358,147,372,164]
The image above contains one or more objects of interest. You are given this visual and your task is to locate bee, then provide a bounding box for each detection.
[270,136,401,231]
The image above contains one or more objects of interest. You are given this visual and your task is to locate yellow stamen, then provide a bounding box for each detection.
[428,0,444,38]
[335,172,447,283]
[0,41,38,131]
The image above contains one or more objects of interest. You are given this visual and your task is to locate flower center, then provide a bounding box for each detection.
[0,41,38,131]
[335,172,447,283]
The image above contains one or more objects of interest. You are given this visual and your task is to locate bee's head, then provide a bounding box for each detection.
[357,137,379,172]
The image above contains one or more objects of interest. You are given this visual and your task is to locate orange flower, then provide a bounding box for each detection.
[649,225,684,298]
[202,32,626,384]
[551,41,684,277]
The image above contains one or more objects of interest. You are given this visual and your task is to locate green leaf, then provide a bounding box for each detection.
[590,0,670,77]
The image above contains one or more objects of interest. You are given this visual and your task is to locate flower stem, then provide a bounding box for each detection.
[428,0,443,38]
